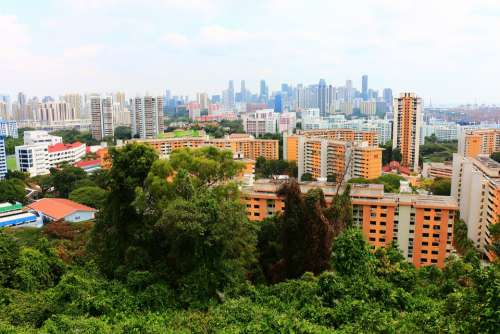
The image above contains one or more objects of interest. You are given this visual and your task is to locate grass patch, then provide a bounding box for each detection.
[6,155,17,171]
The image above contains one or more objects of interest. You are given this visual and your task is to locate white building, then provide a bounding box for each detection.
[451,153,500,260]
[360,101,377,116]
[131,96,164,139]
[24,130,62,146]
[278,112,296,135]
[420,121,458,144]
[90,95,114,141]
[0,120,18,138]
[15,142,86,177]
[15,145,50,176]
[242,109,279,136]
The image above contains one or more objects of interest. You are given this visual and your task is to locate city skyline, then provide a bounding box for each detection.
[1,0,500,105]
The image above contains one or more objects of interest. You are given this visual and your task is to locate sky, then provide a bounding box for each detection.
[1,0,500,105]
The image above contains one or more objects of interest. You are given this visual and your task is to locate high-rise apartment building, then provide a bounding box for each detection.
[36,101,77,125]
[90,95,114,141]
[131,96,164,139]
[392,93,422,171]
[62,93,83,119]
[457,128,500,158]
[362,75,368,101]
[284,134,382,181]
[242,180,457,268]
[0,136,7,179]
[451,154,500,261]
[0,120,18,138]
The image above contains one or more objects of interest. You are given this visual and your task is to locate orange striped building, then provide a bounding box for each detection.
[131,134,279,160]
[243,180,457,268]
[284,134,382,182]
[392,93,422,171]
[458,128,500,158]
[296,128,378,146]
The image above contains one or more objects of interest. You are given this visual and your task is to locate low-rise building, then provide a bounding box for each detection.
[15,141,86,177]
[451,154,500,260]
[0,202,42,228]
[27,198,97,223]
[242,179,458,268]
[23,130,62,146]
[422,162,453,179]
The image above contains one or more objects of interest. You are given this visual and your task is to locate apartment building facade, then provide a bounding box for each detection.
[296,128,378,146]
[131,134,279,160]
[0,120,18,138]
[0,136,7,179]
[283,134,382,182]
[457,128,500,158]
[242,180,457,268]
[131,96,164,139]
[90,95,114,141]
[451,153,500,260]
[392,93,421,171]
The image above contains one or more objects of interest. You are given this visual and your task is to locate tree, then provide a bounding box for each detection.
[391,148,402,162]
[331,228,375,277]
[48,165,88,198]
[301,173,315,182]
[0,178,26,203]
[69,186,108,209]
[429,177,451,195]
[114,126,132,140]
[0,232,21,287]
[90,143,158,276]
[380,141,393,165]
[490,151,500,163]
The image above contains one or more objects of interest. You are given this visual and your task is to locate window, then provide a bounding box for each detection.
[433,225,440,230]
[431,250,438,255]
[369,237,375,242]
[379,238,385,242]
[431,259,438,264]
[380,221,386,226]
[432,242,439,246]
[254,205,260,209]
[421,250,428,254]
[423,224,430,229]
[370,221,376,225]
[254,213,260,217]
[433,234,440,238]
[370,229,376,233]
[421,258,428,263]
[380,213,387,218]
[422,242,428,246]
[423,233,429,237]
[424,216,431,220]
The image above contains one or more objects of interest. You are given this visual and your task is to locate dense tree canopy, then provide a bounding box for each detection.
[0,145,499,333]
[255,157,297,179]
[68,186,108,209]
[0,178,26,203]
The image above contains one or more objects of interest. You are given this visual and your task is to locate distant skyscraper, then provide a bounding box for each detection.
[318,79,329,117]
[240,80,247,103]
[131,96,164,139]
[90,95,114,141]
[393,93,422,171]
[274,94,282,113]
[227,80,235,107]
[362,75,368,101]
[259,80,268,102]
[383,88,393,105]
[345,80,353,102]
[0,136,6,179]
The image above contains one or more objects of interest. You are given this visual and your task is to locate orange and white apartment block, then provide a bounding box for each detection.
[284,132,383,182]
[458,128,500,158]
[243,179,457,268]
[452,153,500,261]
[131,133,279,160]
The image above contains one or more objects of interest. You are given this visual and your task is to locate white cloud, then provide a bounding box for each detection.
[162,33,190,48]
[199,25,257,45]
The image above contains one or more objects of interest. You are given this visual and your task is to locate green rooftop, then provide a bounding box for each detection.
[159,129,201,139]
[0,202,22,214]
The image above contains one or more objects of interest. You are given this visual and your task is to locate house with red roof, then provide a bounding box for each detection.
[74,159,101,173]
[27,198,97,223]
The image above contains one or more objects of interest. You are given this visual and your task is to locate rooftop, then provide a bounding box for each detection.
[48,142,84,153]
[27,198,96,221]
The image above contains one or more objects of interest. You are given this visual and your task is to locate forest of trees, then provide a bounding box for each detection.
[0,144,499,333]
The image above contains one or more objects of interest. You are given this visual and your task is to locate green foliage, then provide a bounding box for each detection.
[47,165,87,198]
[0,233,21,287]
[255,157,297,179]
[69,186,108,209]
[453,218,479,259]
[420,137,457,163]
[0,178,26,203]
[301,172,315,181]
[391,147,402,162]
[349,174,405,193]
[114,126,132,140]
[331,228,375,277]
[429,177,451,195]
[50,129,98,146]
[490,151,500,163]
[380,141,393,165]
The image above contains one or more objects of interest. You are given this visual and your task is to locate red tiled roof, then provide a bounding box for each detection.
[74,159,101,168]
[27,198,96,220]
[48,142,84,153]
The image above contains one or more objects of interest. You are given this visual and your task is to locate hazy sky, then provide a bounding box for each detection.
[1,0,499,105]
